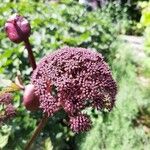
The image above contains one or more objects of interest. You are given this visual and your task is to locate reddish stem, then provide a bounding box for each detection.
[24,39,36,70]
[13,20,36,70]
[24,114,48,150]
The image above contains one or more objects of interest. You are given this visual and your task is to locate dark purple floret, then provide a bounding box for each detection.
[69,114,92,133]
[31,47,117,132]
[39,93,60,116]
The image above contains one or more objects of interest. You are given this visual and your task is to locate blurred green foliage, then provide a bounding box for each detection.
[75,42,150,150]
[0,0,150,150]
[139,1,150,55]
[0,0,129,76]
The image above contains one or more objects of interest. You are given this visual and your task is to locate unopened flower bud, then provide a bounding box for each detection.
[23,84,39,111]
[5,14,31,43]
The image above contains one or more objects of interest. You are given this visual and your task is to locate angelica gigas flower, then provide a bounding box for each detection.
[0,93,15,125]
[31,47,117,132]
[0,92,12,104]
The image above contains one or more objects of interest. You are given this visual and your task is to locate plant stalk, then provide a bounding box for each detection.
[24,114,48,150]
[24,39,36,70]
[13,20,36,70]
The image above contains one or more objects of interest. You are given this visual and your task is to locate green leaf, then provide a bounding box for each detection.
[0,134,9,149]
[44,137,53,150]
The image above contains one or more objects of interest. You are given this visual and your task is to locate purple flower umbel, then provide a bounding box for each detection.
[31,47,117,133]
[0,93,15,124]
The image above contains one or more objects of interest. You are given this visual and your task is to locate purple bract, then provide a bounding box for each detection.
[5,14,31,43]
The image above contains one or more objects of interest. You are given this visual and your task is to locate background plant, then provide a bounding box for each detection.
[138,1,150,55]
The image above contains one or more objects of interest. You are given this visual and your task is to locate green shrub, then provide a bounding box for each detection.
[0,0,120,77]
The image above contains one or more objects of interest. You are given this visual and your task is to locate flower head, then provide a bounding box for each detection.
[5,13,31,43]
[0,93,15,125]
[0,93,12,104]
[31,47,117,132]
